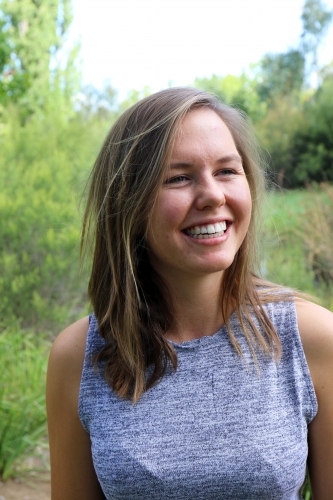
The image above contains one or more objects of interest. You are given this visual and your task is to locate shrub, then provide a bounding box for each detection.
[0,107,114,331]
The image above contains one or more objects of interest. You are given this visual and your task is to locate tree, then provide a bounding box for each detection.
[301,0,333,87]
[290,75,333,185]
[194,72,266,123]
[255,99,304,188]
[255,50,305,105]
[0,0,79,115]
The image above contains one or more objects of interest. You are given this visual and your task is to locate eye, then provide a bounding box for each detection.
[217,168,235,176]
[164,175,188,184]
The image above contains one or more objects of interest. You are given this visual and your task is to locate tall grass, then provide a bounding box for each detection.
[263,186,333,311]
[0,321,50,480]
[297,185,333,289]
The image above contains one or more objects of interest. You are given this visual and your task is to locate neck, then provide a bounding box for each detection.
[161,271,229,343]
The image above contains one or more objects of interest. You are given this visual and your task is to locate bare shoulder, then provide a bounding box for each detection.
[295,298,333,386]
[46,316,90,432]
[48,316,89,383]
[47,316,90,424]
[295,300,333,497]
[50,316,90,363]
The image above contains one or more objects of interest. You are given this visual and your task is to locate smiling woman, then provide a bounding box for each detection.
[46,87,333,500]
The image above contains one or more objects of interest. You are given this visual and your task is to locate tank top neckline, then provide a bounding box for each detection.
[166,322,230,350]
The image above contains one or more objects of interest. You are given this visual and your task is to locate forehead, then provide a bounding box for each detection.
[171,107,237,159]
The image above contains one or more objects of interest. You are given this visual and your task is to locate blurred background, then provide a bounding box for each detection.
[0,1,332,497]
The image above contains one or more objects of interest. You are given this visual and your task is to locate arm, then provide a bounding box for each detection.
[296,298,333,500]
[46,317,105,500]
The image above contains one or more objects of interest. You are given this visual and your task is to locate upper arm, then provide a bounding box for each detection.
[296,298,333,500]
[46,317,105,500]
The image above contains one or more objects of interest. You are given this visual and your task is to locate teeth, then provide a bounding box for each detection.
[186,222,227,237]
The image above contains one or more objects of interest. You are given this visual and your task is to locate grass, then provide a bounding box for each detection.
[0,321,50,480]
[262,186,333,311]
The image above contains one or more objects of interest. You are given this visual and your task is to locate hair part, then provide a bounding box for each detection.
[81,87,290,402]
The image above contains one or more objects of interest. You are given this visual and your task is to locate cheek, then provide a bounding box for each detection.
[152,192,189,229]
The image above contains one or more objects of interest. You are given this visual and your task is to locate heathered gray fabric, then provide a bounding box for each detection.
[79,300,317,499]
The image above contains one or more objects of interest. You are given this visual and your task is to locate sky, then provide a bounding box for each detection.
[70,0,333,100]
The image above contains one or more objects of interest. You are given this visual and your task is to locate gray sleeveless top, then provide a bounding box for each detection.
[79,300,317,499]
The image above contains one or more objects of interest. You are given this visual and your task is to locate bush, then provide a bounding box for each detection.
[0,107,114,331]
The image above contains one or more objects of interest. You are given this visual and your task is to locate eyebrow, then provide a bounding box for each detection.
[169,154,242,169]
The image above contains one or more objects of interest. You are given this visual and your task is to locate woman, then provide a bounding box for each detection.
[47,87,333,499]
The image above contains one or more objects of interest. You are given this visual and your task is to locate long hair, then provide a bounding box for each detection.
[81,87,289,402]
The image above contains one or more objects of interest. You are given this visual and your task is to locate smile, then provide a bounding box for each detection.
[185,221,227,239]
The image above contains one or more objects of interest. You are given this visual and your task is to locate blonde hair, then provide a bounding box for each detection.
[82,87,290,402]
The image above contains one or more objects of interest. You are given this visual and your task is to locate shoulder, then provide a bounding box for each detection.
[47,318,106,499]
[48,316,90,370]
[47,316,90,407]
[295,298,333,390]
[295,301,333,496]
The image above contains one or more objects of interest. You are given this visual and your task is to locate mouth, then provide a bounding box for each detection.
[184,221,228,239]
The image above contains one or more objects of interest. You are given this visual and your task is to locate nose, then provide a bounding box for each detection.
[194,174,226,211]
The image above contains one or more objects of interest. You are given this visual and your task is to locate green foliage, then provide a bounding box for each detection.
[263,188,333,312]
[255,99,304,187]
[0,321,50,480]
[302,0,333,41]
[77,84,119,118]
[0,106,115,331]
[301,0,333,72]
[303,473,312,499]
[289,77,333,186]
[296,184,333,286]
[0,0,80,117]
[117,86,152,115]
[194,72,266,122]
[256,50,305,104]
[245,0,332,187]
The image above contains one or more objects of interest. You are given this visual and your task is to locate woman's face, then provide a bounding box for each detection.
[146,107,252,282]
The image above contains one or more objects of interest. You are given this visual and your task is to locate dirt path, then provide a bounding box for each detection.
[0,445,50,500]
[0,472,50,500]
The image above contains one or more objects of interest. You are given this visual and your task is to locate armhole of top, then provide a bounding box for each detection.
[78,314,95,432]
[289,299,318,424]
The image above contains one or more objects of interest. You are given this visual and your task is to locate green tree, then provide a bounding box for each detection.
[255,50,305,105]
[255,99,304,188]
[290,75,333,185]
[0,0,79,116]
[194,72,266,123]
[301,0,333,86]
[77,83,119,119]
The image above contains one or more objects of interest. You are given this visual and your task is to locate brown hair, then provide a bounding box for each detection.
[82,87,290,402]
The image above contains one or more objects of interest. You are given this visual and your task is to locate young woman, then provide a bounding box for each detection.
[47,87,333,499]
